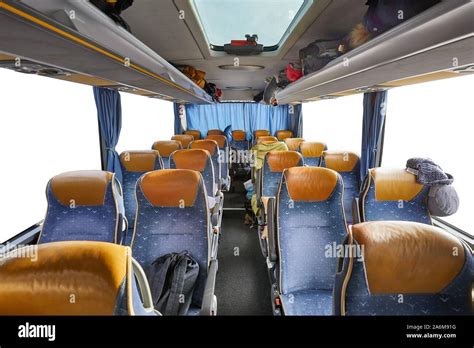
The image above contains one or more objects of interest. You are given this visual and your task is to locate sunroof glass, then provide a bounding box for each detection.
[193,0,309,47]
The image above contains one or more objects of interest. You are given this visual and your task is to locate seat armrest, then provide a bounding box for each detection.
[352,198,361,224]
[119,215,129,245]
[267,197,278,263]
[201,259,218,316]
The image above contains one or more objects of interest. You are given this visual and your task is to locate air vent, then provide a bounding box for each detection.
[0,60,72,77]
[225,86,254,91]
[219,65,264,71]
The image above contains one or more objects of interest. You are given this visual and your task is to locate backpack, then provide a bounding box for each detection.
[299,39,343,75]
[147,251,200,316]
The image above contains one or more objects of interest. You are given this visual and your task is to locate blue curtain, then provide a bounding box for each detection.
[360,91,388,181]
[173,103,185,135]
[289,104,303,138]
[185,103,298,141]
[93,87,123,183]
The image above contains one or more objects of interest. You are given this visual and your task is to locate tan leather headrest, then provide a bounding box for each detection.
[232,130,246,141]
[276,130,294,141]
[323,151,359,172]
[300,142,326,158]
[254,130,270,138]
[185,130,201,140]
[284,167,339,201]
[284,138,305,151]
[189,139,218,156]
[207,129,224,136]
[140,169,201,207]
[171,149,210,172]
[120,151,160,172]
[206,135,227,148]
[0,241,131,315]
[51,170,113,206]
[171,134,194,148]
[370,168,424,201]
[257,136,278,144]
[152,140,182,157]
[352,221,466,294]
[266,151,302,173]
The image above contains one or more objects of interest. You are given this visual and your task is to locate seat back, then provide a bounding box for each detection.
[185,130,201,140]
[285,138,305,151]
[300,142,326,166]
[170,149,216,197]
[361,168,431,224]
[39,170,123,244]
[189,140,220,188]
[171,134,194,149]
[335,221,472,315]
[152,140,182,169]
[254,130,270,139]
[276,130,294,141]
[132,169,210,308]
[277,167,348,296]
[230,130,248,151]
[207,129,224,136]
[120,151,163,226]
[257,136,279,144]
[261,151,303,198]
[321,151,360,224]
[0,241,151,315]
[205,135,230,186]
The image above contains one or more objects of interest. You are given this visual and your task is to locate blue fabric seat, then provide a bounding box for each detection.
[230,130,248,151]
[261,151,304,199]
[39,170,124,244]
[131,169,212,314]
[152,140,182,169]
[299,141,326,167]
[0,241,156,315]
[334,221,473,316]
[120,150,163,229]
[360,168,432,224]
[321,151,360,224]
[276,167,348,315]
[190,139,221,191]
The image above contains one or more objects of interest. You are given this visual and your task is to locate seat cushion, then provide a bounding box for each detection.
[280,290,333,316]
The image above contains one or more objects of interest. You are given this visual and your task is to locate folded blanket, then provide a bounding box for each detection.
[406,158,453,185]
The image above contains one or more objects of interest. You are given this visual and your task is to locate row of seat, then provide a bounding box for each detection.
[265,166,472,315]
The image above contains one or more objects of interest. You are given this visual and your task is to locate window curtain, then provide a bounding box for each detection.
[289,104,303,138]
[93,87,123,183]
[360,91,388,181]
[184,103,300,141]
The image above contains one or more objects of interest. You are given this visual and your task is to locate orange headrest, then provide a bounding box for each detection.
[184,130,201,140]
[276,130,294,141]
[171,134,194,148]
[171,149,211,172]
[323,151,359,172]
[254,130,270,138]
[369,168,424,201]
[266,151,303,173]
[284,138,305,151]
[189,139,219,156]
[257,136,279,144]
[120,150,161,172]
[300,142,326,158]
[206,135,227,148]
[207,129,224,136]
[140,169,202,207]
[283,167,340,201]
[232,130,246,141]
[152,140,182,157]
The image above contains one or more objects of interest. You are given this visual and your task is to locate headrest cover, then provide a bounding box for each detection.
[323,151,359,172]
[352,221,466,294]
[206,135,227,148]
[185,130,201,140]
[254,130,270,138]
[51,170,113,206]
[370,168,424,201]
[276,130,294,141]
[300,142,326,158]
[171,135,194,148]
[207,129,224,136]
[283,167,339,201]
[152,140,182,157]
[284,138,305,151]
[0,241,130,315]
[232,130,246,141]
[171,149,210,172]
[120,150,160,172]
[266,151,302,173]
[257,136,278,144]
[190,139,218,156]
[140,169,201,207]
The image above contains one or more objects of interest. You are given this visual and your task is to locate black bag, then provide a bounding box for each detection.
[147,251,199,316]
[90,0,134,32]
[299,39,343,75]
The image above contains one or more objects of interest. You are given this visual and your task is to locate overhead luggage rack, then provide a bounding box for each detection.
[0,0,214,104]
[276,0,474,104]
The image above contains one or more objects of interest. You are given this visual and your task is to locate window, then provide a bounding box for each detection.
[117,93,174,153]
[302,94,363,153]
[0,69,101,242]
[193,0,310,48]
[383,74,474,235]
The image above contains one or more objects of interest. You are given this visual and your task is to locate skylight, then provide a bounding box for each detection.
[193,0,311,48]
